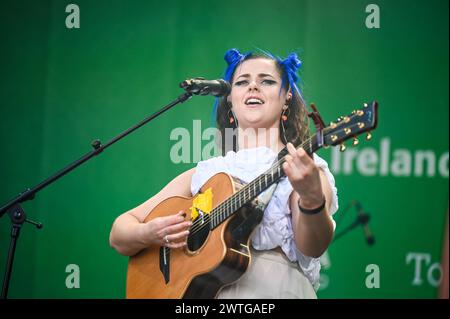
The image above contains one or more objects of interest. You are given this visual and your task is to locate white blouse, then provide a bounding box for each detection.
[191,146,339,290]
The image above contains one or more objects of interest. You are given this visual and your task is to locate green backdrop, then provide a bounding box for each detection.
[0,0,448,298]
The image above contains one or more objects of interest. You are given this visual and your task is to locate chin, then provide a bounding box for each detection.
[242,115,264,125]
[241,118,273,130]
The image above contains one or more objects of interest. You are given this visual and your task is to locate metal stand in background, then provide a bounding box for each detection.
[0,91,194,299]
[333,200,375,246]
[2,205,42,298]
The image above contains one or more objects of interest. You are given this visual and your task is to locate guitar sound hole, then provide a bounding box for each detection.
[187,214,210,252]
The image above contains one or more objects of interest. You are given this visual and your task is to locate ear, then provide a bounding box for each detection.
[286,91,292,101]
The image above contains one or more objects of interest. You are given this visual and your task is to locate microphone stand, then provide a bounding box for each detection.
[0,91,193,299]
[333,213,369,242]
[333,200,373,244]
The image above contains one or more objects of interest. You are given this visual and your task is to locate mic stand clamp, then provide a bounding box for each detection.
[2,204,43,299]
[333,210,373,245]
[333,218,360,242]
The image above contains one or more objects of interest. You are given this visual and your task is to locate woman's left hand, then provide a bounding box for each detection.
[282,143,325,209]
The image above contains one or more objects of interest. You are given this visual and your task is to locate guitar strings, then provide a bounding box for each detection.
[161,135,311,256]
[161,110,370,256]
[185,133,317,237]
[208,123,342,230]
[186,124,352,238]
[166,124,352,251]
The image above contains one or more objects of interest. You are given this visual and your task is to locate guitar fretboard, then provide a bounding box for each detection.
[209,132,323,229]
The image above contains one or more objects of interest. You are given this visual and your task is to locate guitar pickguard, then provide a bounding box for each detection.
[186,213,211,254]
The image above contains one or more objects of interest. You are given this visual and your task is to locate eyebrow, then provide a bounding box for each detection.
[235,73,276,80]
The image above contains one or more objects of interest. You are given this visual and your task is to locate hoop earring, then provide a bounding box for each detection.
[227,107,239,152]
[228,109,238,128]
[281,106,290,122]
[281,106,290,144]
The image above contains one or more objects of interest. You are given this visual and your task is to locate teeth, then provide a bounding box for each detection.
[246,98,263,105]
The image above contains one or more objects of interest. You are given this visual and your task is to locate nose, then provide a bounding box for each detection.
[248,79,259,91]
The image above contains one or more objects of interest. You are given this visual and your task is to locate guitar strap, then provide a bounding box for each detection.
[230,157,282,241]
[257,147,293,211]
[254,182,278,212]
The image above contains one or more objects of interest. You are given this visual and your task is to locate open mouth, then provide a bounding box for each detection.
[245,97,265,106]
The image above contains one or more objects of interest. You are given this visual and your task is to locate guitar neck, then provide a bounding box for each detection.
[210,132,323,229]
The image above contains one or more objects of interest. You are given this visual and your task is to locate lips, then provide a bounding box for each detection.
[244,96,265,105]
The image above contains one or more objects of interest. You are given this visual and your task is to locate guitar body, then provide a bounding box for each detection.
[126,172,262,299]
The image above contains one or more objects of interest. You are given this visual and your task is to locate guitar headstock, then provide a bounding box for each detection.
[323,101,378,151]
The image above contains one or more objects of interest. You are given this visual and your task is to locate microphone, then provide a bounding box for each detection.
[179,78,231,97]
[353,200,375,246]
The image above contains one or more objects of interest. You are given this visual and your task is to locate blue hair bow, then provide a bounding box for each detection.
[279,53,302,84]
[223,48,252,82]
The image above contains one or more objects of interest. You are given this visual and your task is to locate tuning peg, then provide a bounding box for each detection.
[339,143,346,152]
[352,138,359,146]
[366,132,372,140]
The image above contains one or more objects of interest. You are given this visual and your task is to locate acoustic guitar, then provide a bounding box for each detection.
[126,101,379,298]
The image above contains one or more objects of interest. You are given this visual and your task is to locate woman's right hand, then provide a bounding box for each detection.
[140,211,192,249]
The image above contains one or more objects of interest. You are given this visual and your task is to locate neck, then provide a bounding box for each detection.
[236,125,285,153]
